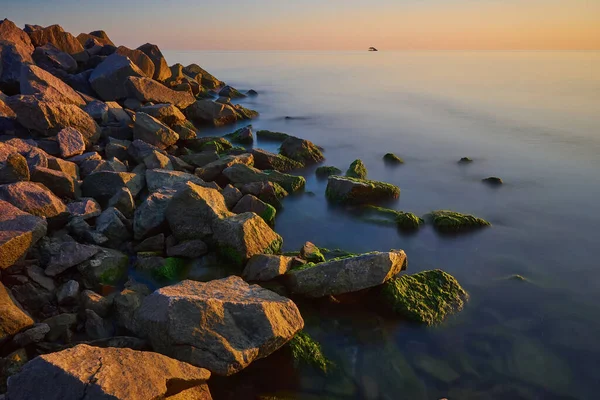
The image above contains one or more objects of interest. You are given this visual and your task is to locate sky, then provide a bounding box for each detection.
[3,0,599,50]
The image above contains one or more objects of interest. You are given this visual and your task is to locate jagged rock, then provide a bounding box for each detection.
[12,323,50,347]
[0,181,67,218]
[251,148,303,172]
[20,64,85,106]
[0,153,29,183]
[28,24,87,61]
[146,168,209,192]
[105,137,130,161]
[136,43,171,82]
[76,30,114,47]
[83,100,109,124]
[107,187,135,218]
[138,103,186,127]
[77,247,128,289]
[225,125,253,144]
[195,153,254,182]
[169,63,184,81]
[184,100,238,127]
[56,280,79,305]
[134,277,303,375]
[84,309,114,339]
[346,159,367,179]
[89,53,144,101]
[56,127,86,158]
[66,217,108,246]
[243,254,293,281]
[0,281,34,343]
[26,265,55,291]
[222,184,243,209]
[143,150,172,170]
[300,241,325,263]
[126,76,195,108]
[0,40,33,95]
[82,171,143,205]
[32,43,77,74]
[236,181,288,209]
[96,207,131,244]
[219,85,246,98]
[115,45,155,78]
[80,290,113,318]
[325,175,400,204]
[232,194,276,224]
[183,64,222,89]
[105,101,132,125]
[133,187,177,240]
[5,95,101,145]
[0,19,34,54]
[222,163,305,193]
[31,166,80,199]
[6,344,212,400]
[114,283,150,332]
[279,136,324,165]
[166,239,208,258]
[133,112,179,149]
[286,250,407,298]
[47,157,78,179]
[134,233,165,253]
[181,151,219,169]
[212,213,282,265]
[44,240,99,276]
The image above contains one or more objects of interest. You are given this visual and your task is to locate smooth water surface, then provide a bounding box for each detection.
[165,50,600,399]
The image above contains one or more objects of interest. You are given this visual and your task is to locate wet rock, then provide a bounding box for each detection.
[56,127,86,158]
[66,197,101,219]
[300,241,325,263]
[88,53,145,101]
[31,166,80,199]
[12,323,50,347]
[225,125,253,144]
[20,64,84,106]
[184,99,238,127]
[0,181,67,218]
[315,165,342,178]
[0,281,34,344]
[325,175,400,205]
[195,153,253,182]
[458,157,473,164]
[28,24,87,61]
[279,136,324,165]
[56,280,79,305]
[134,277,303,375]
[133,187,177,240]
[212,212,282,265]
[80,290,113,318]
[426,210,491,232]
[223,163,305,193]
[136,43,171,82]
[6,344,212,400]
[219,85,246,98]
[126,76,195,109]
[383,153,404,164]
[246,89,258,96]
[346,159,367,179]
[286,250,407,298]
[138,103,186,127]
[81,171,143,205]
[133,112,179,149]
[222,184,243,209]
[243,254,293,281]
[167,239,208,258]
[232,194,276,224]
[115,45,155,78]
[96,206,131,244]
[482,176,503,185]
[0,153,29,183]
[251,148,303,172]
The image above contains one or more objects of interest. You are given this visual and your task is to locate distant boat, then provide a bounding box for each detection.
[368,47,378,51]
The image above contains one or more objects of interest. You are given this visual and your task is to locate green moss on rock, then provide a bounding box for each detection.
[325,175,400,205]
[346,159,367,179]
[380,269,468,325]
[364,206,423,230]
[260,203,277,225]
[288,331,333,373]
[383,153,404,164]
[256,130,291,141]
[152,257,187,281]
[426,210,491,232]
[315,166,342,178]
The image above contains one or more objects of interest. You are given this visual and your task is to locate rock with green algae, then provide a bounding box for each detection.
[77,247,128,289]
[315,166,342,178]
[135,256,188,282]
[383,153,404,164]
[251,148,303,172]
[180,136,232,153]
[287,331,333,373]
[232,194,277,225]
[279,136,324,165]
[362,205,422,230]
[300,241,325,263]
[225,125,253,144]
[223,163,305,193]
[426,210,490,232]
[326,175,400,205]
[256,130,290,142]
[380,269,468,325]
[345,159,367,179]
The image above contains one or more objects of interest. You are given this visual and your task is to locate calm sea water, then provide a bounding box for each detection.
[164,51,600,399]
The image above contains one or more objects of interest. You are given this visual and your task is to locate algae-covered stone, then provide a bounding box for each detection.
[279,136,324,165]
[242,254,293,281]
[225,125,253,144]
[383,153,404,164]
[363,205,422,230]
[223,163,305,193]
[251,148,303,172]
[219,85,246,99]
[256,130,290,142]
[380,269,468,325]
[346,159,367,179]
[232,194,277,224]
[288,331,332,373]
[135,255,188,282]
[77,247,128,289]
[482,176,503,185]
[300,241,325,263]
[427,210,490,232]
[315,166,341,178]
[458,157,473,164]
[325,175,400,205]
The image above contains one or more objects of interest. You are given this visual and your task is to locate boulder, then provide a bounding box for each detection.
[134,233,165,253]
[166,239,208,258]
[115,45,155,78]
[236,181,288,209]
[82,171,143,205]
[133,187,178,240]
[96,207,131,244]
[225,125,253,144]
[25,265,55,291]
[6,344,212,400]
[300,241,325,263]
[106,101,132,125]
[143,150,172,170]
[251,148,303,172]
[48,156,78,178]
[222,184,243,209]
[181,151,219,169]
[325,175,400,204]
[0,40,34,95]
[136,43,171,82]
[76,31,114,47]
[12,323,50,347]
[219,85,246,98]
[55,127,86,158]
[20,64,85,106]
[83,100,109,124]
[66,197,101,219]
[56,280,79,305]
[77,247,129,289]
[28,24,87,61]
[146,168,209,192]
[166,182,232,241]
[5,95,101,145]
[107,187,135,218]
[133,112,179,149]
[126,76,195,109]
[81,290,113,318]
[232,194,276,224]
[113,283,150,332]
[212,212,282,265]
[0,19,34,53]
[84,309,114,339]
[138,103,186,127]
[0,153,29,183]
[346,159,367,179]
[32,43,77,74]
[182,64,222,89]
[43,313,77,341]
[134,277,303,375]
[127,139,163,163]
[279,136,324,165]
[31,166,80,199]
[184,100,238,127]
[0,181,67,218]
[222,163,305,193]
[0,200,46,270]
[88,53,145,101]
[286,250,407,298]
[195,153,254,182]
[243,254,293,281]
[0,282,34,344]
[44,239,99,276]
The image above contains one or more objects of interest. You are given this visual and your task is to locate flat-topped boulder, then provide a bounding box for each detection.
[325,175,400,204]
[56,127,86,158]
[183,64,223,89]
[89,53,145,100]
[133,112,179,149]
[0,181,67,218]
[146,168,209,192]
[279,136,324,165]
[136,43,171,82]
[28,24,87,62]
[138,103,186,126]
[286,250,407,298]
[115,45,155,78]
[251,148,303,172]
[0,200,47,269]
[222,163,305,193]
[126,76,195,108]
[6,344,212,400]
[134,277,303,375]
[195,153,254,182]
[82,171,143,204]
[32,43,77,74]
[184,99,238,127]
[1,281,34,343]
[20,64,84,106]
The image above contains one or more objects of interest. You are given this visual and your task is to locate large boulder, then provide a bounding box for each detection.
[5,95,101,145]
[115,45,155,78]
[133,112,179,149]
[325,175,400,204]
[182,64,222,89]
[6,344,212,400]
[184,100,237,127]
[0,19,34,53]
[0,181,67,218]
[44,240,99,276]
[195,153,253,182]
[0,200,47,269]
[279,136,324,165]
[27,24,87,62]
[134,277,303,375]
[0,41,33,95]
[77,247,128,289]
[138,103,186,127]
[286,250,407,298]
[76,31,114,47]
[0,282,34,344]
[136,43,171,82]
[31,166,80,199]
[32,43,77,74]
[82,171,143,204]
[146,168,209,192]
[166,182,232,241]
[126,76,195,109]
[20,64,84,106]
[88,53,145,101]
[251,148,303,172]
[133,187,177,240]
[222,163,305,193]
[212,212,282,265]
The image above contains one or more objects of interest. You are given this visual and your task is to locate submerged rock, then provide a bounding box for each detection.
[256,130,290,142]
[346,159,367,179]
[482,176,503,185]
[6,344,212,400]
[383,153,404,164]
[379,269,468,325]
[279,136,324,165]
[458,157,473,164]
[134,277,303,376]
[315,166,341,178]
[363,205,423,230]
[325,175,400,205]
[427,210,490,232]
[288,331,332,373]
[223,163,305,193]
[251,148,303,172]
[286,250,407,298]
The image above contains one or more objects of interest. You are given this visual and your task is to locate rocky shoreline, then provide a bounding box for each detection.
[0,19,480,399]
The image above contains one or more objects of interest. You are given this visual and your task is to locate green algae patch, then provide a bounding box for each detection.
[218,245,245,266]
[288,331,333,373]
[152,257,187,281]
[383,153,404,164]
[380,269,468,325]
[346,159,367,179]
[325,175,400,205]
[288,262,317,273]
[265,237,283,255]
[225,125,253,144]
[315,166,342,178]
[257,130,290,142]
[99,266,125,286]
[364,205,423,230]
[426,210,490,232]
[300,242,326,263]
[260,203,277,225]
[320,248,357,260]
